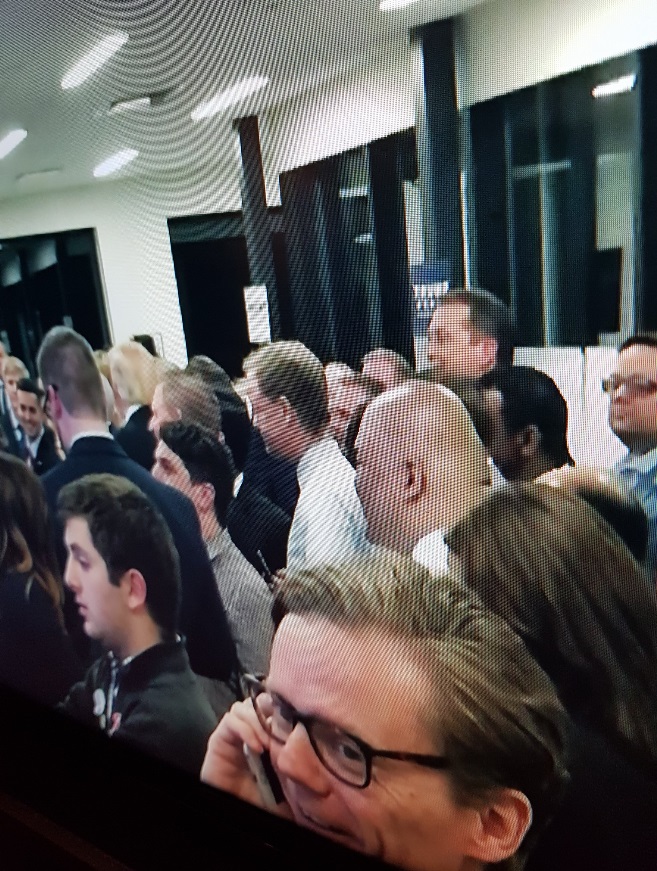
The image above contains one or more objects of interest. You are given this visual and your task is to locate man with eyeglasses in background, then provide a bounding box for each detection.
[605,335,657,581]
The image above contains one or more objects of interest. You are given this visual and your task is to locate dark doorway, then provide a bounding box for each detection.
[0,230,109,371]
[169,211,293,377]
[170,233,252,378]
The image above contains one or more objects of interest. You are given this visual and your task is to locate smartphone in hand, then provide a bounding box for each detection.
[243,744,285,808]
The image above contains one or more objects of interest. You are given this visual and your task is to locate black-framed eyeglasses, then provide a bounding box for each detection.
[602,376,657,397]
[242,674,450,789]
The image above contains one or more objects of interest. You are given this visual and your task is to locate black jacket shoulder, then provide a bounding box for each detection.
[114,406,156,471]
[60,641,216,776]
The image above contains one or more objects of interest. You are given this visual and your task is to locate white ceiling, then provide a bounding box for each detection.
[0,0,487,201]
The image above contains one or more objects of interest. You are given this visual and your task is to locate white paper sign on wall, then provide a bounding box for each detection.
[244,285,271,345]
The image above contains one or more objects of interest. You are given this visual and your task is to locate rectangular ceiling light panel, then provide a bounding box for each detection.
[62,32,129,90]
[0,129,27,159]
[191,75,269,120]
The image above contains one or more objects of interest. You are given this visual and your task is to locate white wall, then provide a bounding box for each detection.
[456,0,657,107]
[0,162,243,366]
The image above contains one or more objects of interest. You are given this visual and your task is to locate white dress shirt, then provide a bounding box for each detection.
[287,437,370,573]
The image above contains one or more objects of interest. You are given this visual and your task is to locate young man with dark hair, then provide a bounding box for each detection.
[479,366,574,482]
[427,288,514,384]
[606,334,657,579]
[154,422,273,675]
[16,377,62,475]
[245,341,369,573]
[58,474,216,776]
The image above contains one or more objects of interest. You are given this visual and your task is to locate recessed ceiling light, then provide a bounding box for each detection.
[62,32,129,90]
[592,74,636,99]
[109,96,152,115]
[191,75,269,120]
[379,0,420,11]
[0,129,27,159]
[93,148,138,178]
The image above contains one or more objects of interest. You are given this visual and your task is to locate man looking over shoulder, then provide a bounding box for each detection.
[245,341,369,573]
[426,288,514,387]
[58,474,216,776]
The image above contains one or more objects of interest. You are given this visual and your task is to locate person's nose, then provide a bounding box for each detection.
[64,557,78,592]
[273,724,332,797]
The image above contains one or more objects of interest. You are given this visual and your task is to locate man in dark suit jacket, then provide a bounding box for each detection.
[37,327,238,687]
[16,378,62,476]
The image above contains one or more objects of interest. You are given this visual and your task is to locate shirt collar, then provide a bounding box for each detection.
[26,426,45,455]
[619,446,657,476]
[124,404,141,423]
[297,437,341,487]
[206,527,231,563]
[70,429,114,447]
[412,529,450,576]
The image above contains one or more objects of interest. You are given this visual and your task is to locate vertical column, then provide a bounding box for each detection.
[279,165,336,361]
[470,100,512,305]
[368,133,414,363]
[538,76,595,346]
[636,45,657,331]
[234,115,281,340]
[412,19,464,287]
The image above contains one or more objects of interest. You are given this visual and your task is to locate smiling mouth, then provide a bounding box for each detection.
[298,809,352,840]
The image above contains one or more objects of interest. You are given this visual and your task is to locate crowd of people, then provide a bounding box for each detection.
[0,286,656,870]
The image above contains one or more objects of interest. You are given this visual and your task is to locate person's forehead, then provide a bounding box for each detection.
[17,390,39,408]
[269,615,434,744]
[433,301,471,331]
[616,344,657,376]
[65,516,94,547]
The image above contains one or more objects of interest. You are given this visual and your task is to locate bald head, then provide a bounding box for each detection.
[355,381,491,552]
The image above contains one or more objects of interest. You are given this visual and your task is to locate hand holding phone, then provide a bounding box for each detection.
[201,698,272,807]
[243,744,285,808]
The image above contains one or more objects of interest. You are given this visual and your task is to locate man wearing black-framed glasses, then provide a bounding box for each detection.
[202,553,568,871]
[606,335,657,581]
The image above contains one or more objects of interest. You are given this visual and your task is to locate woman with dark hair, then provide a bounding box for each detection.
[0,453,81,705]
[446,483,657,870]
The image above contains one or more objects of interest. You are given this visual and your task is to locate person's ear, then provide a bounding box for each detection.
[280,396,292,422]
[519,425,541,458]
[474,335,498,371]
[195,481,216,515]
[123,569,148,612]
[47,385,63,420]
[403,457,426,503]
[467,789,533,865]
